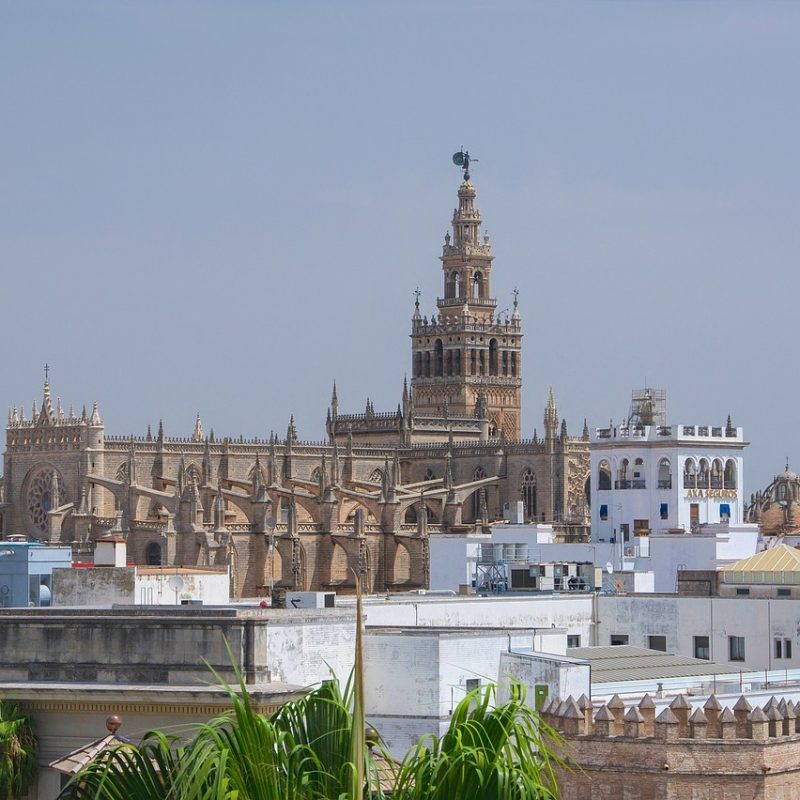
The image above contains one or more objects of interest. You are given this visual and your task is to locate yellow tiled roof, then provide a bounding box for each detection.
[720,545,800,574]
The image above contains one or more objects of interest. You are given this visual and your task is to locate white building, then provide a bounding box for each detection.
[591,389,752,545]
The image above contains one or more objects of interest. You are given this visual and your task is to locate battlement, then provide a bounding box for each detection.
[544,691,800,742]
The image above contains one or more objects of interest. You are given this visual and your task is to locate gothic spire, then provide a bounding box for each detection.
[89,400,102,426]
[331,381,339,419]
[192,412,204,443]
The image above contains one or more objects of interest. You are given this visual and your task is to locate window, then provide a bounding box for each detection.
[465,678,481,693]
[694,635,710,660]
[729,635,746,662]
[600,504,608,521]
[778,588,791,598]
[610,634,629,646]
[648,635,667,652]
[145,541,162,566]
[598,461,612,490]
[567,635,581,648]
[660,503,668,520]
[720,503,731,521]
[520,469,537,520]
[620,524,630,543]
[735,587,750,596]
[775,638,793,659]
[634,519,649,535]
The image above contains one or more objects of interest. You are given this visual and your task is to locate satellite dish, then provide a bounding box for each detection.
[265,517,277,531]
[0,585,9,595]
[168,575,185,593]
[606,562,614,575]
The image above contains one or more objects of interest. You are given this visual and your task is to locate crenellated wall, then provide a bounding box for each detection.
[545,692,800,799]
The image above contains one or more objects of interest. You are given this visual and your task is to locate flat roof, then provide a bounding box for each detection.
[565,645,733,683]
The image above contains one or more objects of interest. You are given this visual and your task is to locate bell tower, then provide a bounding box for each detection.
[410,152,522,439]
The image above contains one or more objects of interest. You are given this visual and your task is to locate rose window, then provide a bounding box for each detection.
[26,468,67,537]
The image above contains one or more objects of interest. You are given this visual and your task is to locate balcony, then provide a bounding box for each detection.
[615,480,631,490]
[657,479,672,489]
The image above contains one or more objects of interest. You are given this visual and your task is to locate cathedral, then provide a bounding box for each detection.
[0,165,590,597]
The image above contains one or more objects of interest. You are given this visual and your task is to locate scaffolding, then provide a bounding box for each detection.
[628,388,666,427]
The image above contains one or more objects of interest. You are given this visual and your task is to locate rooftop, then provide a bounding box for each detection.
[565,645,733,683]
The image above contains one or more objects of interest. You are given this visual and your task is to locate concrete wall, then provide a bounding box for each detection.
[428,534,487,591]
[361,594,595,643]
[598,594,800,672]
[53,566,136,605]
[0,606,355,687]
[498,651,590,706]
[364,629,535,755]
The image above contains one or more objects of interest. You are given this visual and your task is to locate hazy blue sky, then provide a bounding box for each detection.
[2,1,799,494]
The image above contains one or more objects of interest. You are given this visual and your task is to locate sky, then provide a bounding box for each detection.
[2,1,799,495]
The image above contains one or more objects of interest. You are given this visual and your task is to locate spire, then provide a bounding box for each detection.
[89,400,102,426]
[192,413,204,443]
[146,423,152,442]
[412,287,422,321]
[331,381,339,418]
[511,288,520,322]
[39,376,54,424]
[544,387,558,440]
[56,398,64,421]
[157,419,164,443]
[81,404,87,422]
[286,415,297,445]
[582,419,589,441]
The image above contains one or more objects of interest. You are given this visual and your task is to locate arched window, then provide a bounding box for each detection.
[453,272,461,298]
[473,272,483,299]
[470,350,477,375]
[369,469,383,483]
[632,458,646,489]
[404,505,417,524]
[488,339,498,376]
[598,460,612,490]
[711,459,723,489]
[658,458,672,489]
[424,351,431,378]
[435,340,444,377]
[424,468,436,482]
[684,458,697,489]
[724,459,737,490]
[698,459,710,488]
[414,351,422,378]
[510,352,517,377]
[473,467,487,518]
[145,541,162,566]
[521,469,537,520]
[618,459,629,488]
[454,350,461,376]
[478,350,486,375]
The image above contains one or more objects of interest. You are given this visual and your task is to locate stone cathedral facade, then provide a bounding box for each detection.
[0,172,590,597]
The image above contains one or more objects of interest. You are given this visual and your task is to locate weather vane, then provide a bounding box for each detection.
[413,287,421,309]
[452,147,477,180]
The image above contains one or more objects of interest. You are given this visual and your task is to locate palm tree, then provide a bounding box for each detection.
[0,700,38,800]
[61,580,562,800]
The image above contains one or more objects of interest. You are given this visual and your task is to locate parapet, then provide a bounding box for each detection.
[543,692,800,742]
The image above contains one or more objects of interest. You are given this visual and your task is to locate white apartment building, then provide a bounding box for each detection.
[591,389,749,544]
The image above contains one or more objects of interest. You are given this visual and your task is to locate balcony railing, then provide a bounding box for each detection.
[657,479,672,489]
[615,480,631,490]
